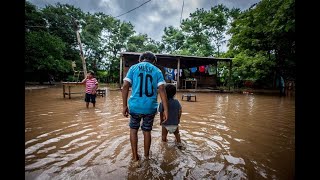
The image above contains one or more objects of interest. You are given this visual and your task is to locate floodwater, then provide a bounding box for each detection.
[25,86,295,180]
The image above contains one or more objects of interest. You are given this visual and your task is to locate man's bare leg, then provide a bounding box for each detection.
[143,130,151,159]
[130,128,139,161]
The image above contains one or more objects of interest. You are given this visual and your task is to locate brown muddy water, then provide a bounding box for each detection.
[25,86,295,180]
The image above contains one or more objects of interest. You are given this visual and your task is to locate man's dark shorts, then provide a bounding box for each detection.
[85,93,96,103]
[129,113,156,131]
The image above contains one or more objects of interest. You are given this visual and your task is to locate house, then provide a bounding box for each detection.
[119,52,233,91]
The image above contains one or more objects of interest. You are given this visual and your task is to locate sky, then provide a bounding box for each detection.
[27,0,261,52]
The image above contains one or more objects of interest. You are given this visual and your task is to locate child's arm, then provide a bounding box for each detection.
[79,75,88,84]
[178,107,182,120]
[92,81,99,94]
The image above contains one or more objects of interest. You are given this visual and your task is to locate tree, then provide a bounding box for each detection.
[162,26,185,53]
[127,34,161,53]
[161,5,231,57]
[81,13,109,72]
[228,0,295,84]
[202,5,230,56]
[231,50,276,87]
[25,1,46,32]
[25,31,70,82]
[25,2,71,83]
[42,3,85,63]
[103,20,135,82]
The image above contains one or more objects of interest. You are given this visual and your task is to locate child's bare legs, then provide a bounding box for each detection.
[92,95,96,108]
[174,127,181,143]
[86,102,89,108]
[162,126,168,142]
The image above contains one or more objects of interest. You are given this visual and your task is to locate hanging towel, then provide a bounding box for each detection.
[199,66,205,73]
[190,67,197,73]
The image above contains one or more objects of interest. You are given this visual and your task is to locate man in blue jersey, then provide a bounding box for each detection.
[122,51,169,164]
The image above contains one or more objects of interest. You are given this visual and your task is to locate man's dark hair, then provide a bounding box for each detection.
[139,51,157,63]
[165,84,176,99]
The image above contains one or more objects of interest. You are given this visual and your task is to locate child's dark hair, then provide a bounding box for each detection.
[89,71,95,76]
[165,84,176,99]
[139,51,157,63]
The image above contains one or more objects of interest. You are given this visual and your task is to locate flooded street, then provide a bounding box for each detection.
[25,86,295,179]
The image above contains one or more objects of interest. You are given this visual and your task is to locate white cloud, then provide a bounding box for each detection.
[28,0,262,52]
[147,13,162,23]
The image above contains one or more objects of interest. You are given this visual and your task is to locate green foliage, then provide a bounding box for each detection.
[42,3,85,46]
[96,70,108,83]
[161,5,231,57]
[227,0,295,82]
[126,34,161,53]
[25,31,70,74]
[25,2,136,83]
[232,50,275,82]
[162,26,185,53]
[25,1,46,32]
[25,0,295,87]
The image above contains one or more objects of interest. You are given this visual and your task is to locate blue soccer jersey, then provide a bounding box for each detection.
[123,62,165,114]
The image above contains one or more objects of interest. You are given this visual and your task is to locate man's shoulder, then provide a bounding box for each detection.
[148,64,162,74]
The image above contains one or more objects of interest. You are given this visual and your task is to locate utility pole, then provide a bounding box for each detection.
[73,18,87,76]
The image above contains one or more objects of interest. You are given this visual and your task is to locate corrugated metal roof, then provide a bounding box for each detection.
[119,52,232,68]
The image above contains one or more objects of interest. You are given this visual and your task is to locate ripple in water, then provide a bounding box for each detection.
[25,87,295,179]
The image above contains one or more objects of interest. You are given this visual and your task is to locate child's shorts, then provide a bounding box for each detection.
[129,113,156,131]
[85,93,96,103]
[163,125,178,134]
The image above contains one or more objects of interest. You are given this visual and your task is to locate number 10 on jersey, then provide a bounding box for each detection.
[138,73,154,97]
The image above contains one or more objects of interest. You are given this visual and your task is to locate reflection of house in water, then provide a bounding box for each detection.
[119,52,233,91]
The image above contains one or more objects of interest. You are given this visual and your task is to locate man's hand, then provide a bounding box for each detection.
[123,106,129,117]
[122,81,130,118]
[161,110,168,125]
[158,84,169,123]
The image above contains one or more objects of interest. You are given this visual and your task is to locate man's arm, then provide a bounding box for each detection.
[122,80,130,117]
[160,112,164,125]
[158,84,168,123]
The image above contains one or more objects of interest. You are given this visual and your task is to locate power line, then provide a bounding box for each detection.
[115,0,152,18]
[180,0,185,24]
[25,25,47,28]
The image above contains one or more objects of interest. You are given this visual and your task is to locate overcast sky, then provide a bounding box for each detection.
[28,0,261,52]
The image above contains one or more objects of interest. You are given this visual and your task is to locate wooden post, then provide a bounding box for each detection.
[228,60,232,91]
[119,56,123,88]
[177,58,180,89]
[215,61,218,76]
[73,18,87,77]
[68,86,71,99]
[76,30,87,76]
[63,84,66,98]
